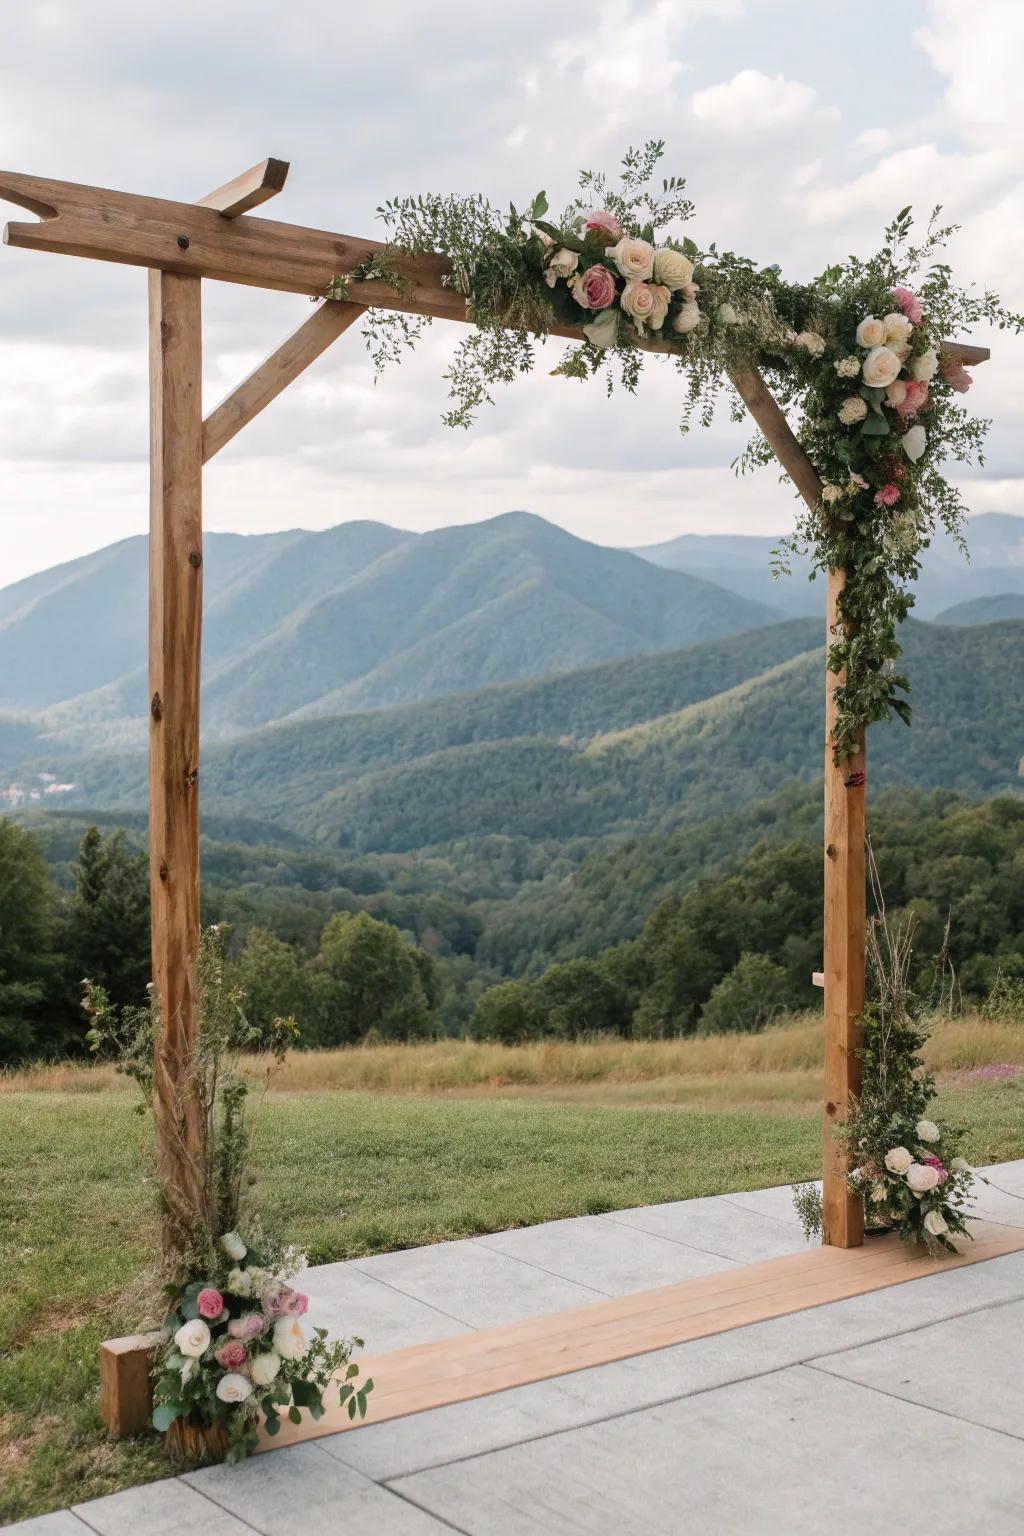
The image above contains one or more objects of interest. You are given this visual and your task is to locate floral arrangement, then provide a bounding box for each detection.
[87,926,373,1462]
[153,1226,372,1463]
[339,143,1021,761]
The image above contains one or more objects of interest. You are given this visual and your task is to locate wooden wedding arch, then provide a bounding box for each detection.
[1,158,990,1261]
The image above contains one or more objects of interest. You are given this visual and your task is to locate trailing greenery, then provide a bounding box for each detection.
[342,143,1022,758]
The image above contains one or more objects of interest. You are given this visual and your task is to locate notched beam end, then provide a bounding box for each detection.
[0,171,59,220]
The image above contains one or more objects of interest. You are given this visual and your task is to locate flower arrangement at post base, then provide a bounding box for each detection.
[153,1227,373,1463]
[86,925,373,1463]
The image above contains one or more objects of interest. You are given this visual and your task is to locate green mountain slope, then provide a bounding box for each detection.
[935,593,1024,626]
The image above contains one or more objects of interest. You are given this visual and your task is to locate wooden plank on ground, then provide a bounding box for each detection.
[258,1219,1024,1453]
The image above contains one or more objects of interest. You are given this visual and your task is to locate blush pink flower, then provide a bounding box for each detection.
[261,1284,289,1320]
[214,1339,249,1371]
[895,379,929,418]
[575,264,617,310]
[227,1313,266,1340]
[848,472,870,491]
[941,357,973,394]
[892,286,923,325]
[197,1287,225,1320]
[874,483,900,508]
[923,1155,949,1185]
[584,209,622,240]
[282,1290,309,1319]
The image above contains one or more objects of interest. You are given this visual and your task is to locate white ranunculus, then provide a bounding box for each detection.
[910,347,938,381]
[861,346,902,387]
[902,424,927,462]
[855,316,886,348]
[610,236,655,281]
[906,1163,941,1194]
[884,1146,913,1175]
[273,1317,308,1361]
[249,1351,282,1387]
[216,1372,254,1404]
[795,330,826,357]
[174,1319,212,1358]
[544,248,578,288]
[835,355,861,379]
[923,1209,949,1237]
[838,396,868,425]
[582,308,620,350]
[226,1267,253,1297]
[915,1119,941,1143]
[652,247,694,290]
[220,1231,247,1262]
[883,312,913,345]
[950,1157,970,1173]
[671,301,702,335]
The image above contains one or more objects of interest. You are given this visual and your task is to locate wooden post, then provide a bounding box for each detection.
[148,269,207,1252]
[822,567,866,1247]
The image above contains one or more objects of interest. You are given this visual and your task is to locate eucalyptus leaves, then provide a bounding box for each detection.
[334,142,1021,760]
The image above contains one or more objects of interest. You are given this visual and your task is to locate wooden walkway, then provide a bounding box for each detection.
[259,1217,1024,1453]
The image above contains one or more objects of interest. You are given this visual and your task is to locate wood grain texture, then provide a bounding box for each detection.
[99,1331,162,1437]
[257,1219,1024,1453]
[203,300,364,462]
[149,270,206,1251]
[197,157,289,218]
[822,567,866,1248]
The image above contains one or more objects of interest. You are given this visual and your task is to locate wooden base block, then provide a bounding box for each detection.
[99,1331,163,1437]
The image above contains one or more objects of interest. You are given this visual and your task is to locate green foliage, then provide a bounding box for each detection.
[791,1183,824,1243]
[698,953,791,1035]
[0,819,56,1062]
[316,911,438,1043]
[467,979,546,1044]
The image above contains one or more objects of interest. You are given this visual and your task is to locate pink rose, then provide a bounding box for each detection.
[892,287,923,325]
[895,379,929,418]
[227,1313,266,1340]
[924,1155,949,1185]
[575,264,617,310]
[874,484,900,508]
[283,1290,309,1318]
[261,1284,289,1319]
[584,210,622,240]
[214,1340,249,1371]
[197,1288,225,1320]
[619,279,657,328]
[941,357,972,394]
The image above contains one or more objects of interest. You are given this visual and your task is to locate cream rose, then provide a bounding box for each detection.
[680,281,700,301]
[906,1162,941,1194]
[838,396,868,425]
[855,316,886,348]
[273,1317,308,1361]
[835,356,861,379]
[795,330,826,357]
[249,1351,282,1387]
[671,301,702,335]
[544,248,578,288]
[901,424,927,462]
[889,341,912,362]
[610,236,655,281]
[862,346,902,387]
[911,347,938,381]
[884,1146,913,1175]
[220,1231,247,1261]
[923,1208,949,1237]
[915,1119,940,1143]
[619,281,657,329]
[174,1319,211,1358]
[883,312,913,345]
[885,379,908,406]
[652,247,694,290]
[216,1372,254,1404]
[821,484,843,504]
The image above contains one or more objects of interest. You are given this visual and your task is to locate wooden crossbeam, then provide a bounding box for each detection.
[197,157,289,219]
[203,300,365,462]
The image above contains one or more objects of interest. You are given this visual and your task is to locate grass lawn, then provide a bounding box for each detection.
[2,1043,1022,1523]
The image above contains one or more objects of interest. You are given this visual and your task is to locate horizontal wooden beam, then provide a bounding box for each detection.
[203,300,364,462]
[198,157,290,219]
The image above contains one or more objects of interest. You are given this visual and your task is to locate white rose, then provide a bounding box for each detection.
[885,379,908,406]
[884,1146,913,1175]
[249,1352,282,1387]
[671,301,702,335]
[795,330,826,357]
[226,1267,252,1298]
[273,1317,308,1361]
[923,1208,949,1236]
[610,236,655,282]
[855,316,887,348]
[652,248,694,290]
[950,1157,970,1174]
[174,1319,211,1358]
[906,1163,941,1194]
[717,302,738,326]
[838,396,868,425]
[544,248,579,288]
[901,424,927,462]
[915,1119,941,1143]
[582,308,620,351]
[835,356,861,379]
[219,1231,247,1262]
[862,346,903,387]
[910,347,938,381]
[216,1372,254,1404]
[889,341,912,362]
[883,312,913,345]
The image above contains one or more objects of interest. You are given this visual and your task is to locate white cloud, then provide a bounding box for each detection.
[691,69,836,136]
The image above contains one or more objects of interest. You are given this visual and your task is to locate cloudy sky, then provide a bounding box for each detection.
[1,0,1021,585]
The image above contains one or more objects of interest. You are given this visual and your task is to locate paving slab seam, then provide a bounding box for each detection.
[596,1208,776,1266]
[715,1193,808,1231]
[345,1261,486,1333]
[373,1474,477,1536]
[467,1236,618,1298]
[801,1359,1024,1445]
[797,1283,1024,1367]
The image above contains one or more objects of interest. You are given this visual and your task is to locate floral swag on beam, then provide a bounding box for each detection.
[331,142,1021,763]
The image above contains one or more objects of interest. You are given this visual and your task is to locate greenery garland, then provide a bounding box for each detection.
[331,142,1021,760]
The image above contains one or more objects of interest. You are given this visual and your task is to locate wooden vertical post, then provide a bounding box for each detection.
[822,567,866,1247]
[148,269,207,1252]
